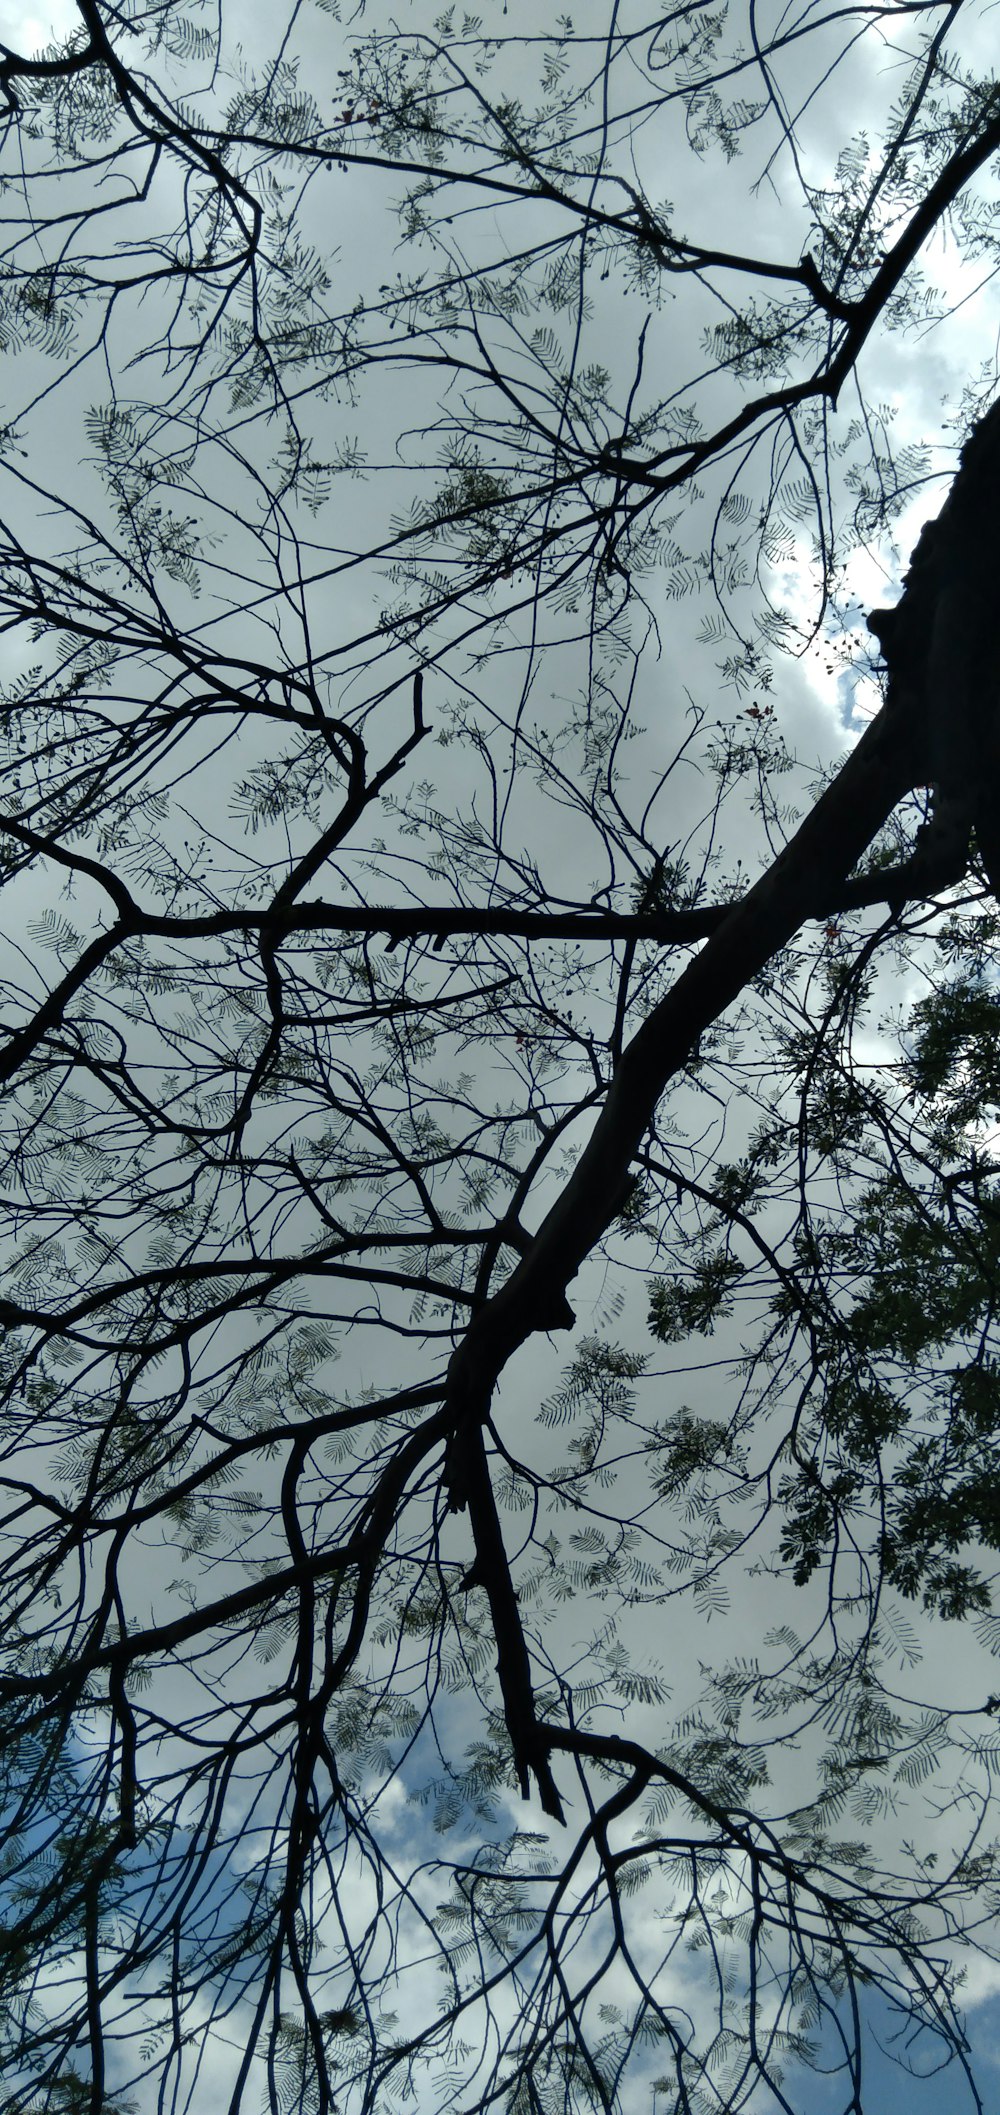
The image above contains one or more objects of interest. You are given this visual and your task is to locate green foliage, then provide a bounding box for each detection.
[0,3,1000,2113]
[648,1249,745,1341]
[905,971,1000,1121]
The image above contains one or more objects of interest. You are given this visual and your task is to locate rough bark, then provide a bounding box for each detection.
[867,396,1000,897]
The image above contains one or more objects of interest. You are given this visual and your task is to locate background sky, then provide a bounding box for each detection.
[1,1,1000,2110]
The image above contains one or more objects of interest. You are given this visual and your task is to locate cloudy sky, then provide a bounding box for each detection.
[0,1,999,2110]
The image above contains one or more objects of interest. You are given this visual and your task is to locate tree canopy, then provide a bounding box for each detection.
[2,2,1000,2110]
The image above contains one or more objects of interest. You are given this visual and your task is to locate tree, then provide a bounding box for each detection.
[1,0,1000,2108]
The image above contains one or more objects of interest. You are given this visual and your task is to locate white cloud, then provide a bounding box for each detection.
[0,1,75,51]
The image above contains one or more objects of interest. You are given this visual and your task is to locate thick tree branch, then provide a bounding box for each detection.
[442,658,920,1806]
